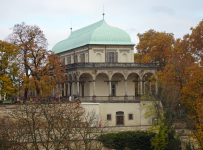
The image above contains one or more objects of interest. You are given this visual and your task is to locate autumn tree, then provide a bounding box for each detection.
[0,101,106,150]
[136,29,175,71]
[6,22,65,98]
[189,19,203,66]
[0,40,19,99]
[28,52,65,97]
[181,66,203,149]
[75,110,106,150]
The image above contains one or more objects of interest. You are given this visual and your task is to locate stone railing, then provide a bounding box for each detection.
[63,96,141,103]
[66,62,158,69]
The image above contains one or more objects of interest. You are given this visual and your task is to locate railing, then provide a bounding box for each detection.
[66,63,158,69]
[75,96,141,102]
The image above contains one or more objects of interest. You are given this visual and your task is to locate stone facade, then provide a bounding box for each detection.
[54,45,158,100]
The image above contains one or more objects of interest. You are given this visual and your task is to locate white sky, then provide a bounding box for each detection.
[0,0,203,52]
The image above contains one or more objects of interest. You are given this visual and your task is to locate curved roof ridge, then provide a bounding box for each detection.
[52,19,134,53]
[68,20,104,39]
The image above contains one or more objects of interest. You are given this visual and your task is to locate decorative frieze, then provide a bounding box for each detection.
[119,49,130,53]
[93,49,104,53]
[106,49,117,52]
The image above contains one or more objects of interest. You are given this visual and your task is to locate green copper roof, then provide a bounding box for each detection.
[52,19,134,53]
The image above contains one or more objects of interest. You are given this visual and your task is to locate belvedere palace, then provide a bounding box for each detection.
[52,18,158,126]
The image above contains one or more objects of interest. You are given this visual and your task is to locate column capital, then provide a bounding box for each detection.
[92,80,96,82]
[124,80,127,82]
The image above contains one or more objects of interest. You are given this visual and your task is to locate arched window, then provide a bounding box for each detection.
[122,53,127,62]
[78,55,81,62]
[95,53,102,62]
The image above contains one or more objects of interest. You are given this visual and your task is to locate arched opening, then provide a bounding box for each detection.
[142,73,156,95]
[122,53,127,62]
[79,73,93,97]
[127,73,140,96]
[95,73,109,98]
[95,53,102,62]
[111,73,125,97]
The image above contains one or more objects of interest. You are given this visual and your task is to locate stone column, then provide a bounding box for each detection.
[93,80,96,101]
[124,80,128,100]
[109,80,111,96]
[149,76,151,94]
[140,80,142,95]
[77,81,80,96]
[67,82,70,96]
[93,80,96,96]
[64,83,66,97]
[72,81,75,95]
[137,80,139,95]
[124,80,127,96]
[143,77,146,95]
[155,79,158,95]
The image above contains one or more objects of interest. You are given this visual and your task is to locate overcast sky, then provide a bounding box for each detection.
[0,0,203,52]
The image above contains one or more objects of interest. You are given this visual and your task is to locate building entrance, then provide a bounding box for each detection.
[116,116,124,125]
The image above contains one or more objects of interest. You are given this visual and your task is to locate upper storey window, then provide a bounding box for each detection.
[106,51,118,63]
[109,52,114,63]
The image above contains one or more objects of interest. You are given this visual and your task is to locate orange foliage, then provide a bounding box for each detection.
[182,66,203,149]
[136,19,203,148]
[6,23,65,97]
[136,29,175,70]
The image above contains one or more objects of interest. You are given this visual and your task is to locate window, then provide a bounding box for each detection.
[109,52,114,63]
[128,114,133,120]
[111,84,116,96]
[116,111,124,115]
[107,114,111,120]
[152,118,158,125]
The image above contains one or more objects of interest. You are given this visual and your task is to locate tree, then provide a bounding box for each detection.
[0,101,105,150]
[136,29,175,71]
[181,66,203,149]
[142,85,182,150]
[0,40,19,99]
[28,52,65,97]
[189,19,203,66]
[75,110,106,150]
[6,22,65,98]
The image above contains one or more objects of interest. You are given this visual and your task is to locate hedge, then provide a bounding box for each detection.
[97,131,155,150]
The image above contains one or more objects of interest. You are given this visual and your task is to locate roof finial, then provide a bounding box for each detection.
[102,5,105,19]
[70,21,72,32]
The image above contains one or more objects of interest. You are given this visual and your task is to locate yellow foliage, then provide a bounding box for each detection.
[0,40,19,99]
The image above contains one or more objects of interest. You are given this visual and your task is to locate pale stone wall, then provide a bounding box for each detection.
[115,80,125,96]
[80,103,153,126]
[81,103,100,115]
[95,74,109,96]
[127,75,135,96]
[99,103,141,126]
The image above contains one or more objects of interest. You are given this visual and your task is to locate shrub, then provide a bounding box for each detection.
[98,131,155,150]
